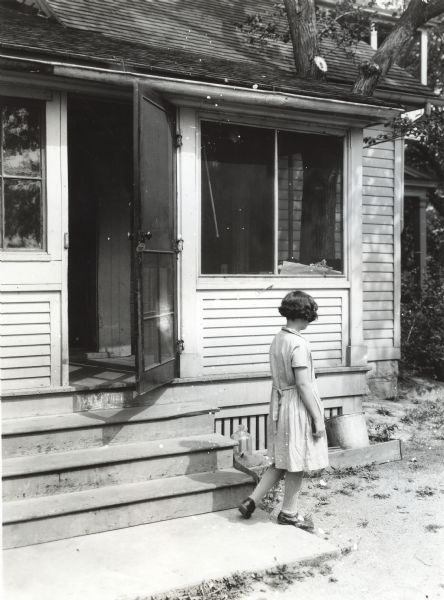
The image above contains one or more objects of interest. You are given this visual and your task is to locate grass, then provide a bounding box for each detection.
[148,559,336,600]
[328,464,379,481]
[338,481,361,496]
[400,400,444,428]
[376,406,393,416]
[416,486,435,497]
[424,524,443,533]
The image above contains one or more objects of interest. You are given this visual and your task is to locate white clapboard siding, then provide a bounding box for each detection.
[0,292,61,392]
[362,127,396,349]
[363,205,393,216]
[200,289,346,374]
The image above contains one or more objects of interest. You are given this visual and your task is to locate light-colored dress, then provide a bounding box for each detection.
[267,326,329,472]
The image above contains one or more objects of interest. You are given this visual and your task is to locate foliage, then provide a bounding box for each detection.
[369,422,399,441]
[401,270,444,375]
[396,19,444,94]
[237,0,378,52]
[400,398,444,427]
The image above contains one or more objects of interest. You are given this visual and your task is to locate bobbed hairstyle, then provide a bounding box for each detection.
[278,290,318,322]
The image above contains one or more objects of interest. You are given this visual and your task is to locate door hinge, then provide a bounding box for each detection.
[176,339,185,355]
[64,232,69,249]
[174,236,184,253]
[175,133,183,148]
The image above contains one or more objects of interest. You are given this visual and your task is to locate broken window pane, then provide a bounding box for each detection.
[201,121,274,274]
[278,131,343,275]
[4,179,42,249]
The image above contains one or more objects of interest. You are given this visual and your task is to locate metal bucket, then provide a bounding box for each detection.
[325,412,370,450]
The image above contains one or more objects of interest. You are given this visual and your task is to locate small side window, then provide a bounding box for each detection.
[0,99,45,250]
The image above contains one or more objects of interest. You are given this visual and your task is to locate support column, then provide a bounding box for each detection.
[413,196,427,291]
[420,28,428,86]
[370,24,378,50]
[346,129,367,366]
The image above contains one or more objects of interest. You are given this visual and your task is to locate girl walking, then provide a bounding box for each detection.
[238,290,328,529]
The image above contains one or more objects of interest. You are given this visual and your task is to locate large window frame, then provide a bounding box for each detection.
[0,96,47,253]
[198,115,348,279]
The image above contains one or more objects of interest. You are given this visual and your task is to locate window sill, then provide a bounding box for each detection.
[0,252,51,262]
[197,275,350,290]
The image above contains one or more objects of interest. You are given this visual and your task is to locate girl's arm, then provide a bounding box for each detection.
[293,367,325,438]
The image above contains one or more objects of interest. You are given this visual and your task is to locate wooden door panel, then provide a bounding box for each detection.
[133,83,178,395]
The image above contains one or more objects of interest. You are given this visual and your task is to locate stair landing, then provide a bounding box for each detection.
[3,508,338,600]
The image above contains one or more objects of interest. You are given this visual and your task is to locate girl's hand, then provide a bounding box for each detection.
[312,418,326,439]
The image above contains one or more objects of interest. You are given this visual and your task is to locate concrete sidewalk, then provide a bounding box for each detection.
[3,508,338,600]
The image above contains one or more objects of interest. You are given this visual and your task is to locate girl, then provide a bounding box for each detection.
[238,290,328,529]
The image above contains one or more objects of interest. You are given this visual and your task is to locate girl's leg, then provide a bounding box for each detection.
[248,466,285,505]
[281,471,303,515]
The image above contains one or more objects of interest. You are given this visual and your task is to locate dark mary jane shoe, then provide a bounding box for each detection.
[238,497,256,519]
[277,511,315,533]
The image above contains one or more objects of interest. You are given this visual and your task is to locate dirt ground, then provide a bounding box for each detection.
[238,375,444,600]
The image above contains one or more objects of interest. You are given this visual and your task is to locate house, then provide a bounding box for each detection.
[0,0,437,548]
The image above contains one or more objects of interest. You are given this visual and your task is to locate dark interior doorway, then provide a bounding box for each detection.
[67,96,134,380]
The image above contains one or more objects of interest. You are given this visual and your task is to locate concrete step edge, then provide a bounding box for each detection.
[2,401,218,436]
[3,468,253,523]
[3,434,237,478]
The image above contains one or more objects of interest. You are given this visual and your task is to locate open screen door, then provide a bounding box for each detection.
[133,82,178,395]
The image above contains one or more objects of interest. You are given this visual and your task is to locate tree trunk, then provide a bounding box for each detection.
[352,0,444,96]
[283,0,323,79]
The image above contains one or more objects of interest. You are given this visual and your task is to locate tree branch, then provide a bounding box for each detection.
[352,0,444,95]
[283,0,324,78]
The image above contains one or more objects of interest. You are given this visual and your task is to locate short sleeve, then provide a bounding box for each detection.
[291,343,308,368]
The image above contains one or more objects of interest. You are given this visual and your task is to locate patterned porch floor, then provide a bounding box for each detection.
[69,357,135,390]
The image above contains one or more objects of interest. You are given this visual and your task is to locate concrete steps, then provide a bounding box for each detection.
[3,468,253,548]
[2,397,254,549]
[2,433,235,500]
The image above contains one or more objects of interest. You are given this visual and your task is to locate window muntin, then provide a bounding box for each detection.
[201,120,344,276]
[0,100,45,250]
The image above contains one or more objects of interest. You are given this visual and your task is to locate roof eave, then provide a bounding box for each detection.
[375,88,444,109]
[0,52,402,123]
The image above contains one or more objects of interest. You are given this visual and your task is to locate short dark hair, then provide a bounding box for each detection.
[278,290,318,322]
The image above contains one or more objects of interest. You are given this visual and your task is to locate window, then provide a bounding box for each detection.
[0,99,45,250]
[201,121,343,275]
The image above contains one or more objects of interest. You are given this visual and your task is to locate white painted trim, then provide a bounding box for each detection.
[0,253,52,262]
[176,107,184,353]
[370,24,378,50]
[346,128,366,366]
[177,107,203,377]
[197,277,350,290]
[60,92,69,388]
[0,284,63,291]
[420,28,428,86]
[393,137,403,351]
[273,129,278,274]
[367,347,401,361]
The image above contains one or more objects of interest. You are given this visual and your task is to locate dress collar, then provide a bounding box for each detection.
[281,326,304,337]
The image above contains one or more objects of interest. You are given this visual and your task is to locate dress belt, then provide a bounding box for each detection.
[271,385,295,422]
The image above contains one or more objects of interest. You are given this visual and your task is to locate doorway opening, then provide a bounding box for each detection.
[67,96,135,389]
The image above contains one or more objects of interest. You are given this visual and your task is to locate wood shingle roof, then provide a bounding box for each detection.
[0,0,436,105]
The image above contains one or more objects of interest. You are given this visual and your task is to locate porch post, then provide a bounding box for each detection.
[177,107,203,377]
[346,128,367,366]
[413,196,428,291]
